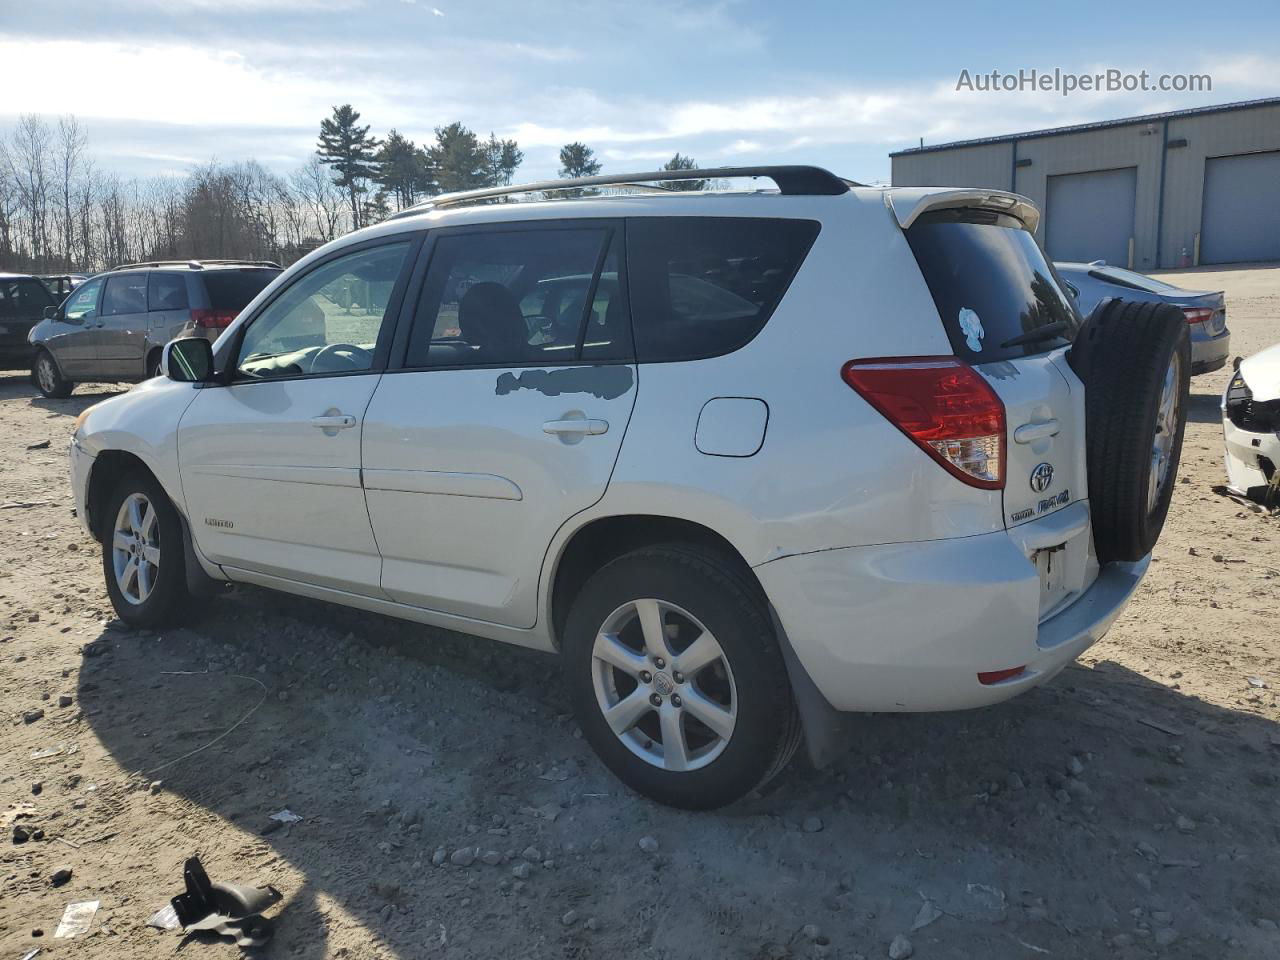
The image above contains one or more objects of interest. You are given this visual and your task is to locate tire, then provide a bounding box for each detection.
[1068,298,1191,563]
[32,350,73,399]
[146,350,163,379]
[100,470,192,628]
[563,544,801,809]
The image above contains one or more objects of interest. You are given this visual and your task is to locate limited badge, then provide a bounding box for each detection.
[958,307,985,352]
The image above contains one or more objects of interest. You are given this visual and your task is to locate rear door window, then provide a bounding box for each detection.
[148,273,189,311]
[102,274,148,316]
[626,217,820,362]
[405,226,616,367]
[906,209,1080,363]
[202,269,280,311]
[0,278,55,318]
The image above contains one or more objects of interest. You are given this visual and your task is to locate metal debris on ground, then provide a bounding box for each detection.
[53,900,99,938]
[269,809,303,825]
[169,855,282,948]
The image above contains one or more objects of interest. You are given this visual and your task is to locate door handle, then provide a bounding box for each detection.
[311,414,356,430]
[543,418,608,436]
[1014,419,1060,444]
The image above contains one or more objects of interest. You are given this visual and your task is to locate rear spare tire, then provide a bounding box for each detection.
[1068,298,1190,563]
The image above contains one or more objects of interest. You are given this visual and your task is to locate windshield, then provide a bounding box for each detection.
[906,209,1081,363]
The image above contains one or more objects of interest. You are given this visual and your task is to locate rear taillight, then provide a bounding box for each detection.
[841,356,1006,490]
[1181,307,1214,324]
[190,308,236,330]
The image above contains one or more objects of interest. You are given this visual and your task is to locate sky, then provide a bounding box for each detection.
[1,0,1278,185]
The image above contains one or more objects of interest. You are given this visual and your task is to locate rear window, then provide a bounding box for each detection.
[627,217,820,362]
[202,269,280,311]
[906,209,1080,363]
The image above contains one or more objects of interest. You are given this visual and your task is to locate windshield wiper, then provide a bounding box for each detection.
[1000,320,1072,349]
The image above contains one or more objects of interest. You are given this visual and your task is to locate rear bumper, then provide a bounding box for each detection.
[1191,328,1230,375]
[756,518,1148,713]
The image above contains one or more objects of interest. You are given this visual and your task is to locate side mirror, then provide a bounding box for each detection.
[43,305,59,321]
[163,337,214,383]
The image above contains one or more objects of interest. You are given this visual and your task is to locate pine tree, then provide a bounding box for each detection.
[558,142,601,179]
[481,133,524,187]
[662,152,704,191]
[428,123,486,194]
[317,105,380,229]
[375,129,432,209]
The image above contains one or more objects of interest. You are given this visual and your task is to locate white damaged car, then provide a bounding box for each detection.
[1224,344,1280,501]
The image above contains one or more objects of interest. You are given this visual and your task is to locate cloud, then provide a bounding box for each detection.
[431,6,444,15]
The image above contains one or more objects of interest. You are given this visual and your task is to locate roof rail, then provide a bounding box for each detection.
[106,259,282,272]
[388,165,855,220]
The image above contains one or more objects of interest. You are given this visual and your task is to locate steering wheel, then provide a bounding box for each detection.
[310,342,371,373]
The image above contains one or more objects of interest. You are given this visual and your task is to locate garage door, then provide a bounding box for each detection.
[1045,167,1137,267]
[1201,151,1280,265]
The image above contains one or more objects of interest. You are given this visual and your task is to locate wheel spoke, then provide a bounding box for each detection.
[603,688,652,736]
[112,532,132,553]
[137,560,152,600]
[127,497,145,534]
[682,687,735,740]
[673,631,721,677]
[659,708,689,771]
[594,633,647,677]
[120,557,139,593]
[140,502,158,539]
[142,545,162,567]
[634,599,668,661]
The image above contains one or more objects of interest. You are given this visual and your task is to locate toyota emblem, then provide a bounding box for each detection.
[1030,462,1054,493]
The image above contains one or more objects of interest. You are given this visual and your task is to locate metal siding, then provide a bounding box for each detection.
[1200,151,1280,264]
[1045,168,1138,265]
[890,101,1280,268]
[890,143,1011,189]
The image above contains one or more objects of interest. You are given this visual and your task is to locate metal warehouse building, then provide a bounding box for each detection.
[891,97,1280,270]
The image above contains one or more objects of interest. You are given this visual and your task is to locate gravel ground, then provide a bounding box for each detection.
[2,263,1279,959]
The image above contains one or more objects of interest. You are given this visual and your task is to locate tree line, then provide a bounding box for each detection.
[0,105,702,274]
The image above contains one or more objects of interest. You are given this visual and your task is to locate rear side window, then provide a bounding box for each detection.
[406,227,615,367]
[906,209,1080,363]
[102,274,148,316]
[202,270,280,311]
[626,217,820,362]
[148,273,188,311]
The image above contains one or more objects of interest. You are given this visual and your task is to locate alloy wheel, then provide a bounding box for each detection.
[111,492,161,605]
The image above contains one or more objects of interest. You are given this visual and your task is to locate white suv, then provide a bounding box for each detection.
[68,166,1190,809]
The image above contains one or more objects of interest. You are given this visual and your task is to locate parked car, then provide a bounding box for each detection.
[0,272,59,370]
[66,168,1190,808]
[1055,261,1230,375]
[28,260,282,398]
[1223,344,1280,503]
[39,274,88,299]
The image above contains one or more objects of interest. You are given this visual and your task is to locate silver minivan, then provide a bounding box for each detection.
[28,260,280,397]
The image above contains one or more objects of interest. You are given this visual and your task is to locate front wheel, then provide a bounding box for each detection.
[32,350,73,399]
[563,544,800,809]
[101,472,191,627]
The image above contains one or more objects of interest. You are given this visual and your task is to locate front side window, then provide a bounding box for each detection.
[627,217,821,362]
[236,241,410,380]
[406,227,614,367]
[63,277,103,323]
[102,274,148,316]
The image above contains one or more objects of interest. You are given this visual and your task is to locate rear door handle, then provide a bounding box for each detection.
[311,414,356,430]
[1014,419,1060,444]
[543,418,609,436]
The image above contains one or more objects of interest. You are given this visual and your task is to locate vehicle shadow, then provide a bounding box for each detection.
[1186,391,1223,425]
[71,583,1280,958]
[0,370,124,410]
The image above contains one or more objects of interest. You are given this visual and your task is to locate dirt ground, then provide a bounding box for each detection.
[2,263,1279,960]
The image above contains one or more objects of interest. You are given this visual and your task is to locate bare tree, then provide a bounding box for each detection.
[4,115,54,269]
[56,115,87,269]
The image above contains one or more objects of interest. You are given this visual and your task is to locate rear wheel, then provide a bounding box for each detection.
[1069,299,1191,562]
[32,350,73,399]
[563,544,800,809]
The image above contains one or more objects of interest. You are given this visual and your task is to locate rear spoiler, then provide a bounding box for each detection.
[886,189,1041,233]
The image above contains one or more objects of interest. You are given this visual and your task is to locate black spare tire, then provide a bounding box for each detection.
[1068,298,1190,563]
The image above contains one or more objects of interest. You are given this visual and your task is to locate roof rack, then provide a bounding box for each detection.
[106,259,282,272]
[388,165,855,220]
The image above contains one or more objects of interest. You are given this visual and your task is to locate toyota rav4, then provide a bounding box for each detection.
[66,166,1190,809]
